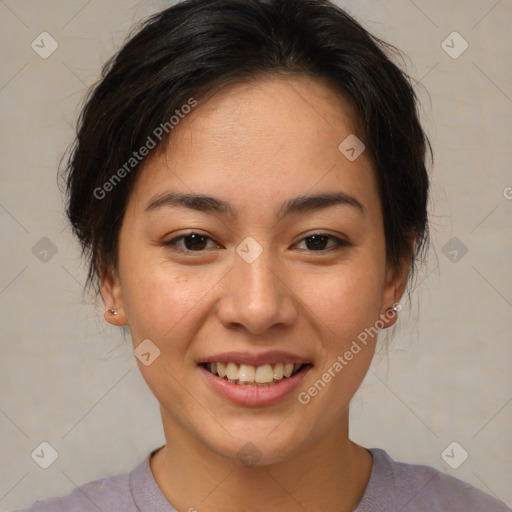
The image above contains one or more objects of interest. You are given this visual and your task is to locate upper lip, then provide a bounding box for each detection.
[198,350,312,367]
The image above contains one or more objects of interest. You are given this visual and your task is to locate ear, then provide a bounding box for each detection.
[379,252,412,329]
[100,268,128,326]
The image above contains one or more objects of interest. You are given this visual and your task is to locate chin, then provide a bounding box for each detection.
[195,414,321,468]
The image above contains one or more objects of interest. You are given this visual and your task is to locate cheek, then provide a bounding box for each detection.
[119,262,212,402]
[121,247,385,347]
[119,253,222,351]
[296,264,382,414]
[300,258,384,333]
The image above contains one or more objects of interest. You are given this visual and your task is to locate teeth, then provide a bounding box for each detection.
[239,364,255,382]
[273,363,284,379]
[226,362,239,380]
[283,363,294,378]
[255,364,274,383]
[217,361,226,378]
[206,361,303,385]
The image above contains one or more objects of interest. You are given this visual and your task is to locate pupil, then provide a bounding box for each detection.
[185,234,207,250]
[307,235,327,251]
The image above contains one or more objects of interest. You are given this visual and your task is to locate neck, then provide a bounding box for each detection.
[150,408,372,512]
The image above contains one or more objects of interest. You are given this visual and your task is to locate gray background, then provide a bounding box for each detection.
[1,0,511,510]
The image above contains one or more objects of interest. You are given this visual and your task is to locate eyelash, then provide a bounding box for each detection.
[161,231,352,254]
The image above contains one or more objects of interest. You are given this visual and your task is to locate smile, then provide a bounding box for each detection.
[202,362,305,386]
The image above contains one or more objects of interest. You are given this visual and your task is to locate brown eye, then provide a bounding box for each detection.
[163,232,219,252]
[296,233,351,252]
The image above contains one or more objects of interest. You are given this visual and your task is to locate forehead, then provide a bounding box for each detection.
[127,75,379,221]
[170,74,361,161]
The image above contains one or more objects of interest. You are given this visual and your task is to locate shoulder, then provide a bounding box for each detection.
[357,448,510,512]
[12,467,135,512]
[13,447,177,512]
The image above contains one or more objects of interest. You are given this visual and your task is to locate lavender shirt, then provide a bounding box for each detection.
[14,447,510,512]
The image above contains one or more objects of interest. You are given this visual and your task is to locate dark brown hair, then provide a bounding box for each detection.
[62,0,431,292]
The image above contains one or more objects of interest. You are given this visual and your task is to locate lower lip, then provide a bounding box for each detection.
[199,365,312,406]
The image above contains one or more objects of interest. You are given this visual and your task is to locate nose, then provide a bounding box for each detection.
[216,243,298,335]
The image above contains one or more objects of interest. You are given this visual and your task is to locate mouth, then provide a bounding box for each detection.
[201,362,310,387]
[198,351,313,406]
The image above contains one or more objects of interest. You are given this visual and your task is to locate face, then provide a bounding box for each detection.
[102,75,407,465]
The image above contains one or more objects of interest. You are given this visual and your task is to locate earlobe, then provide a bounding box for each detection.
[380,256,411,329]
[381,302,402,329]
[100,270,128,326]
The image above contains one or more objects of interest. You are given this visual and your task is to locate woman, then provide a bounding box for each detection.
[16,0,509,510]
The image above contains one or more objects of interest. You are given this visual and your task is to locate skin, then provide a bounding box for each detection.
[101,75,410,512]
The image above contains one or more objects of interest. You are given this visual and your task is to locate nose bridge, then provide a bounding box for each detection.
[217,237,297,333]
[239,241,278,299]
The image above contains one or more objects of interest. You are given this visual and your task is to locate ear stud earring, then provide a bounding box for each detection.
[385,303,402,316]
[106,308,118,316]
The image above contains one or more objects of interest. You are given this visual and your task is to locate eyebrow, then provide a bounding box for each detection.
[145,191,365,218]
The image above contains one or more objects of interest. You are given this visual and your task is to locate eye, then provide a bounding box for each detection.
[162,231,351,254]
[162,232,220,253]
[294,233,351,252]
